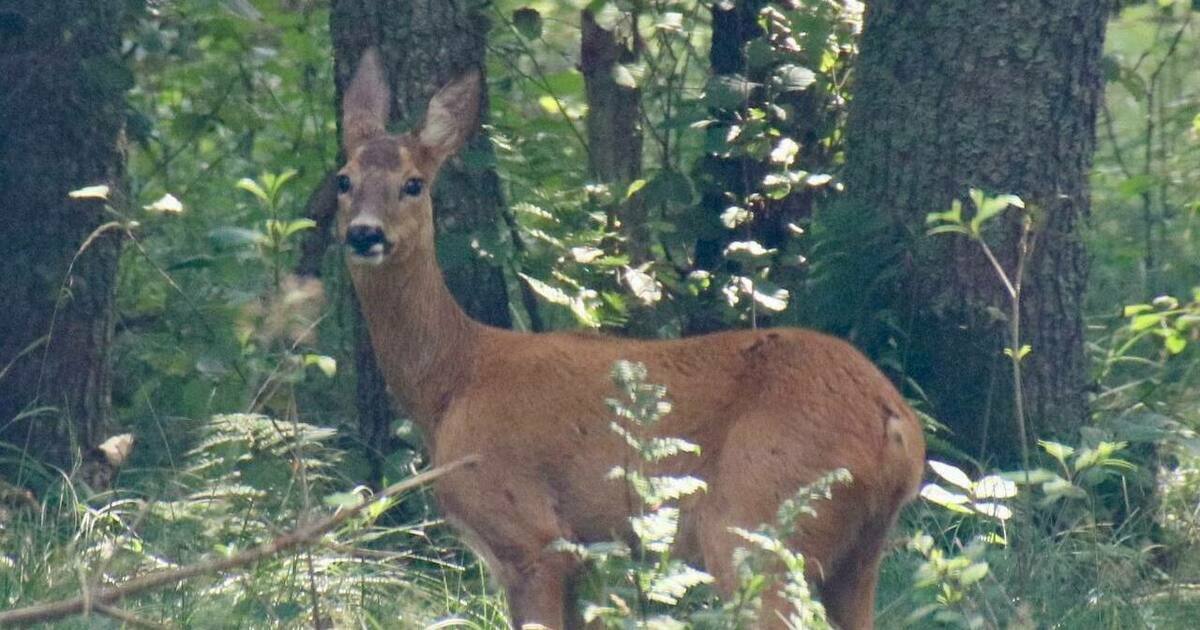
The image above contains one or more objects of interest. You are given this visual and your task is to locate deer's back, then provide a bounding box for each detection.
[430,326,924,548]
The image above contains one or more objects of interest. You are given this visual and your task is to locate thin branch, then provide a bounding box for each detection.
[0,459,476,627]
[92,603,174,630]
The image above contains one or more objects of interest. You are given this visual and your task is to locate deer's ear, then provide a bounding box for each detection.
[343,48,390,155]
[416,69,481,165]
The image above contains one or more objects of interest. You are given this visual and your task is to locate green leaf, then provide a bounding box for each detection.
[655,12,684,32]
[304,354,337,378]
[919,483,972,513]
[720,205,752,228]
[1165,331,1187,355]
[1130,313,1163,331]
[144,193,184,214]
[284,218,317,237]
[639,170,695,208]
[971,502,1012,521]
[236,178,269,203]
[1002,344,1032,361]
[959,561,989,585]
[611,63,637,89]
[1122,303,1153,317]
[762,172,793,199]
[1041,477,1087,500]
[926,199,963,225]
[646,563,714,605]
[970,192,1022,234]
[68,185,111,200]
[973,475,1017,499]
[928,460,973,490]
[723,240,775,263]
[512,7,543,39]
[773,64,817,93]
[751,281,790,312]
[625,179,647,199]
[1038,439,1075,463]
[704,74,755,110]
[769,137,800,166]
[1117,174,1154,199]
[926,224,970,237]
[322,491,360,509]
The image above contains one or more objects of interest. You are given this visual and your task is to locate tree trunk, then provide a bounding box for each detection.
[841,0,1110,464]
[0,0,136,473]
[684,0,767,335]
[329,0,511,482]
[581,9,645,261]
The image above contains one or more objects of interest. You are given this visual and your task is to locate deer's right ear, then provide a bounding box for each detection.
[342,48,391,156]
[416,69,481,166]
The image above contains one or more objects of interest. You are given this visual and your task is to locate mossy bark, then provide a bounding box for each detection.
[330,0,510,482]
[0,0,137,469]
[842,0,1110,463]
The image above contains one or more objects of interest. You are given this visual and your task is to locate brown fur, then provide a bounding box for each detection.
[337,50,925,630]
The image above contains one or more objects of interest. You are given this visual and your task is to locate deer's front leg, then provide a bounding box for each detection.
[438,470,582,629]
[499,548,581,629]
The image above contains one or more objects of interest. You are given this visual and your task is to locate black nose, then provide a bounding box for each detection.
[345,224,387,256]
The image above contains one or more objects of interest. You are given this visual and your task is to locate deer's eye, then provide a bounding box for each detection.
[336,174,352,194]
[403,178,424,197]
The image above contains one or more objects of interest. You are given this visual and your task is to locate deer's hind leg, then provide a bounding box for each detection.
[692,408,880,629]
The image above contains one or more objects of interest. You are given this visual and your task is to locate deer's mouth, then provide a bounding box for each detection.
[345,223,393,265]
[346,243,392,266]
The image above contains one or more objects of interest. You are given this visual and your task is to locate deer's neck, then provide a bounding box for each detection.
[350,251,480,431]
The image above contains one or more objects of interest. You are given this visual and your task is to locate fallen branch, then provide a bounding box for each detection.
[0,458,475,627]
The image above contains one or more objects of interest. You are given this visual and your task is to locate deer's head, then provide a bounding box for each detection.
[337,49,480,266]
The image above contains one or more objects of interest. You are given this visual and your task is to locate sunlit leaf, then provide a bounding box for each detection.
[921,482,969,511]
[68,184,110,200]
[304,354,337,378]
[1038,440,1075,463]
[959,561,989,585]
[770,137,800,166]
[611,63,637,89]
[973,475,1017,499]
[928,460,973,490]
[144,193,184,214]
[971,502,1012,521]
[236,178,269,202]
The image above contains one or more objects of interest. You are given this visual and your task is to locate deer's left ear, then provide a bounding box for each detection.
[343,48,391,156]
[417,69,482,165]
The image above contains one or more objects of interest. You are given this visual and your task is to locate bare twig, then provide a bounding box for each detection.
[92,603,173,630]
[0,459,476,627]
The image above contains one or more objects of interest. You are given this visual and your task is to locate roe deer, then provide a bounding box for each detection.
[336,49,925,630]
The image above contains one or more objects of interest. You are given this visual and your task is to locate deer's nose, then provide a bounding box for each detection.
[345,224,388,256]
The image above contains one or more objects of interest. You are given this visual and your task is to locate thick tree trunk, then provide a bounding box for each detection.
[842,1,1110,463]
[0,0,135,471]
[329,0,510,482]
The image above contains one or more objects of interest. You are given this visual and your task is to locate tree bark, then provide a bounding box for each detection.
[0,0,137,471]
[842,0,1110,463]
[581,9,645,261]
[329,0,510,482]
